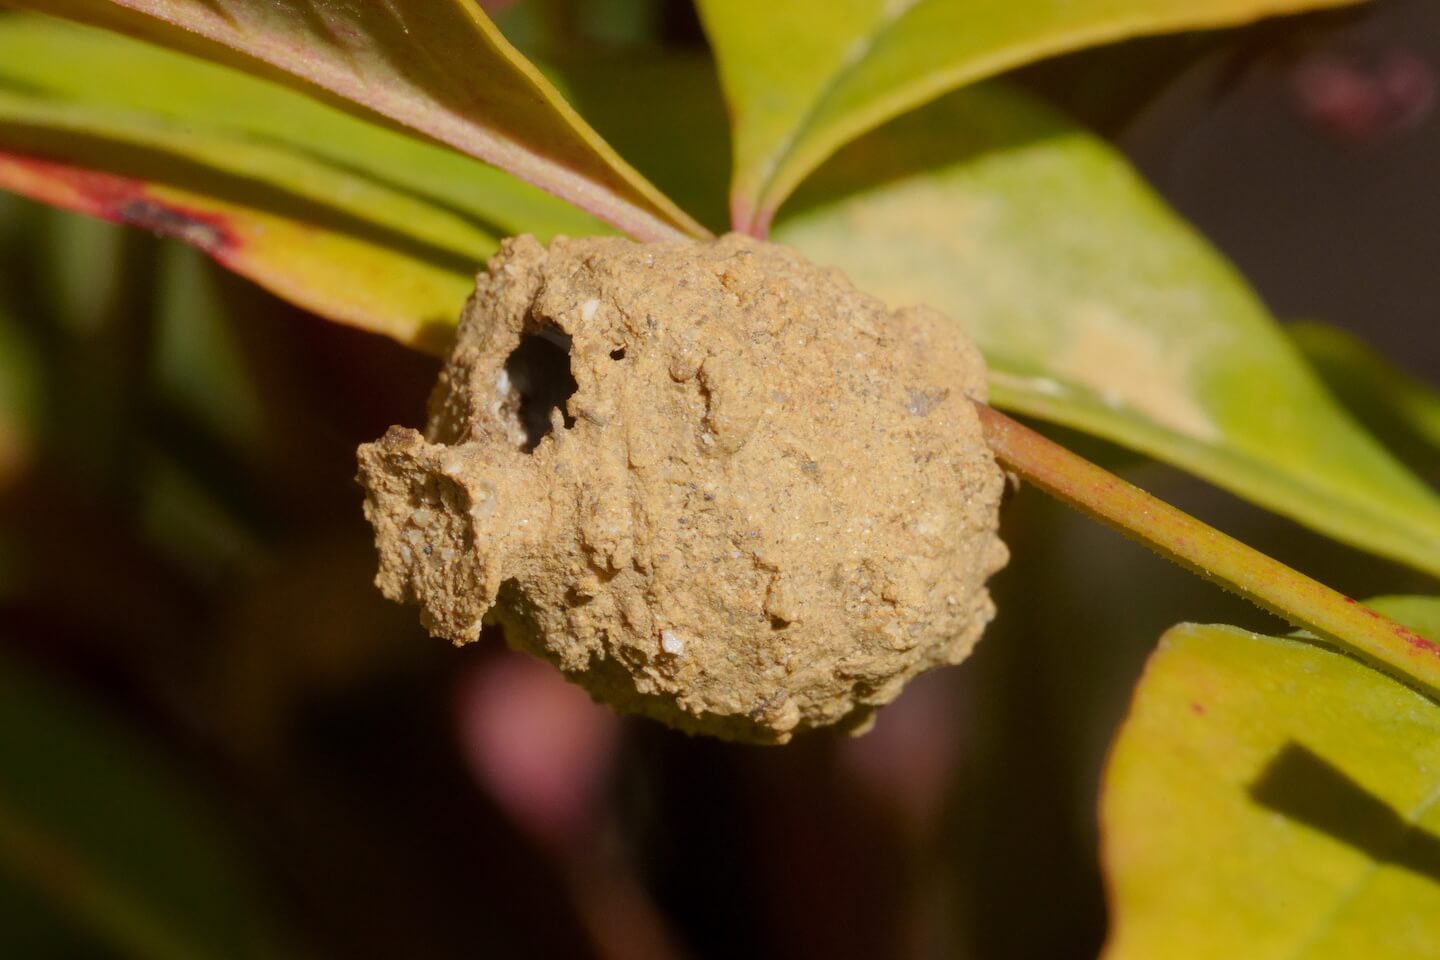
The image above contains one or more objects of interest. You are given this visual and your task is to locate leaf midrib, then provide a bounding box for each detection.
[750,0,923,220]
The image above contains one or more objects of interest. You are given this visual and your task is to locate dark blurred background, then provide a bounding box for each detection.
[0,1,1436,958]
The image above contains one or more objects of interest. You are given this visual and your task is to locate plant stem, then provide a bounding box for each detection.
[974,402,1440,699]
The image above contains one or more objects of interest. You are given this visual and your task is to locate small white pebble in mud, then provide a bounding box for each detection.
[660,630,685,657]
[357,233,1008,744]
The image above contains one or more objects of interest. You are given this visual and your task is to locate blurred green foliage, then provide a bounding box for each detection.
[0,651,292,959]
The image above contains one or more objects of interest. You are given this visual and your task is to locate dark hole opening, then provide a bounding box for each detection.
[505,329,577,451]
[609,347,626,361]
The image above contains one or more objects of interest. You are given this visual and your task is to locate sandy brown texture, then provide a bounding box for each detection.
[357,234,1007,743]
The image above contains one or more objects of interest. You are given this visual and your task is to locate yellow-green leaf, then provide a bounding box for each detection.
[0,15,605,239]
[0,152,474,351]
[0,16,609,349]
[698,0,1365,233]
[1100,597,1440,959]
[12,0,706,241]
[773,84,1440,576]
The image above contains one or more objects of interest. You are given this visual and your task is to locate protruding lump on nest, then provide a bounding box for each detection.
[357,233,1008,744]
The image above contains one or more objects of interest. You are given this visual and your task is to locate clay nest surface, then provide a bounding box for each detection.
[358,233,1007,744]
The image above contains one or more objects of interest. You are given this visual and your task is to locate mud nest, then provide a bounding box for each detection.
[358,233,1007,743]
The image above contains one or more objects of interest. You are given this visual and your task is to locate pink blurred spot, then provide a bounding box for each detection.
[455,649,686,960]
[454,649,620,848]
[840,671,967,834]
[1290,49,1437,144]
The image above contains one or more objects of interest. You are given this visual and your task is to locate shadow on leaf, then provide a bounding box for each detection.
[1249,742,1440,885]
[777,83,1065,226]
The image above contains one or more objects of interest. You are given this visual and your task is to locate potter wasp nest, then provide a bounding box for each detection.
[358,234,1006,743]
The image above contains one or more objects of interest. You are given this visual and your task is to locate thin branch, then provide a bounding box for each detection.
[974,401,1440,699]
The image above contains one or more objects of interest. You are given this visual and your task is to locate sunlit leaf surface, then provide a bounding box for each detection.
[12,0,705,241]
[696,0,1359,233]
[1100,596,1440,959]
[773,84,1440,576]
[0,152,477,351]
[0,17,610,349]
[698,0,1365,233]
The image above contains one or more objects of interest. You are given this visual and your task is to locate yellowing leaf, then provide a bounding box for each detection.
[0,16,609,350]
[14,0,706,241]
[0,16,608,239]
[1100,598,1440,959]
[698,0,1366,233]
[774,85,1440,576]
[0,151,472,351]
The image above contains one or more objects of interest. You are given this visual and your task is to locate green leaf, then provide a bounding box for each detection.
[0,16,608,350]
[697,0,1366,233]
[1291,323,1440,483]
[773,84,1440,577]
[0,15,607,240]
[13,0,706,241]
[0,651,293,959]
[0,151,477,352]
[1100,597,1440,959]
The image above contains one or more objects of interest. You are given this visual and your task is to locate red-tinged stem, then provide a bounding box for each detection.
[974,402,1440,700]
[729,193,768,240]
